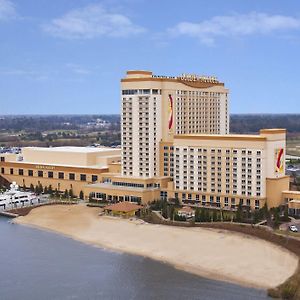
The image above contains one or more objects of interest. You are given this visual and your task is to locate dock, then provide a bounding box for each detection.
[0,211,19,218]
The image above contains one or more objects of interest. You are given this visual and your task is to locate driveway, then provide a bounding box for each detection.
[279,218,300,233]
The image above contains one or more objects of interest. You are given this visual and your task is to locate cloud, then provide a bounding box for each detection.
[65,63,91,75]
[169,12,300,45]
[0,0,16,20]
[43,3,145,39]
[0,68,49,81]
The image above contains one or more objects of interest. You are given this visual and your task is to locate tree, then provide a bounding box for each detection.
[162,202,168,219]
[262,202,270,220]
[174,213,186,222]
[204,209,210,222]
[35,185,39,194]
[44,186,48,194]
[200,208,206,222]
[64,189,69,199]
[168,205,175,220]
[69,188,74,198]
[38,183,43,194]
[235,202,243,223]
[54,188,59,198]
[212,210,218,222]
[89,193,93,202]
[195,208,201,222]
[273,208,280,228]
[79,190,84,200]
[30,183,34,192]
[283,205,289,222]
[253,210,260,224]
[174,197,180,207]
[48,185,53,195]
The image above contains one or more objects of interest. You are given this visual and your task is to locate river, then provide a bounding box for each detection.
[0,217,270,300]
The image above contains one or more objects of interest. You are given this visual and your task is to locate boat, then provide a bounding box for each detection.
[0,182,39,211]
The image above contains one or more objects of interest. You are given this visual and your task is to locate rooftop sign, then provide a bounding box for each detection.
[151,73,219,83]
[179,74,218,83]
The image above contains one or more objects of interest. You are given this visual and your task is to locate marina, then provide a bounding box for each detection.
[0,182,39,212]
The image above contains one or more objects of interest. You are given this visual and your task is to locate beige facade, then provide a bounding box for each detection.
[21,146,120,167]
[282,191,300,216]
[121,70,229,178]
[0,147,121,199]
[83,128,290,210]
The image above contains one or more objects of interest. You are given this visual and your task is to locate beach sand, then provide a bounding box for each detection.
[14,204,298,289]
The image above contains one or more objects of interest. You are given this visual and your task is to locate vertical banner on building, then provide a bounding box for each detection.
[275,148,284,174]
[168,94,173,131]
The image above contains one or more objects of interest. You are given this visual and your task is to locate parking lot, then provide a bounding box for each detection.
[279,219,300,233]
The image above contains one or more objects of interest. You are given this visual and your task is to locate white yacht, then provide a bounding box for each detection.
[0,182,39,211]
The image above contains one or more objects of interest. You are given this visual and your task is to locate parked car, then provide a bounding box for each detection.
[289,225,298,233]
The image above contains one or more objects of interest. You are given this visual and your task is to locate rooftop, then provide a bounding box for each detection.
[178,206,195,213]
[123,70,225,88]
[174,129,286,141]
[85,182,158,192]
[23,146,120,154]
[174,134,266,141]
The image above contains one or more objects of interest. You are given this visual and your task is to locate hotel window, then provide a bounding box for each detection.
[1,167,4,174]
[38,171,43,177]
[18,169,24,176]
[69,173,75,180]
[10,168,13,175]
[48,171,53,178]
[255,200,260,209]
[28,170,33,176]
[58,172,64,179]
[0,157,4,162]
[80,174,86,181]
[92,175,98,182]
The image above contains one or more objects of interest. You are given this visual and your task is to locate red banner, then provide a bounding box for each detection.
[168,94,173,130]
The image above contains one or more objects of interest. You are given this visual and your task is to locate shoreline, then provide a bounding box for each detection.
[13,221,261,289]
[13,204,299,290]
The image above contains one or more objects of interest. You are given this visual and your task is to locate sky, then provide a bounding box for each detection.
[1,0,300,115]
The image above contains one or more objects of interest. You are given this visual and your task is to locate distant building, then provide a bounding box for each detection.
[177,206,195,219]
[103,202,143,218]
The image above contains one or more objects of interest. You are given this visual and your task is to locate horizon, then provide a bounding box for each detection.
[1,113,300,117]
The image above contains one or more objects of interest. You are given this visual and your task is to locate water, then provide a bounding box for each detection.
[0,217,270,300]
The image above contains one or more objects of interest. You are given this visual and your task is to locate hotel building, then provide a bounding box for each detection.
[0,146,121,198]
[1,70,299,215]
[121,70,229,178]
[85,71,294,211]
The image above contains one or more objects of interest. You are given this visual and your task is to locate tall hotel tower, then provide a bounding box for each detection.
[121,70,229,178]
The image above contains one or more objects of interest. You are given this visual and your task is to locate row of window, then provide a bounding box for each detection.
[122,89,161,95]
[172,192,260,208]
[2,168,98,182]
[176,148,262,155]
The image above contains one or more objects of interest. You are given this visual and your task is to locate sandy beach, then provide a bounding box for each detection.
[14,204,298,289]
